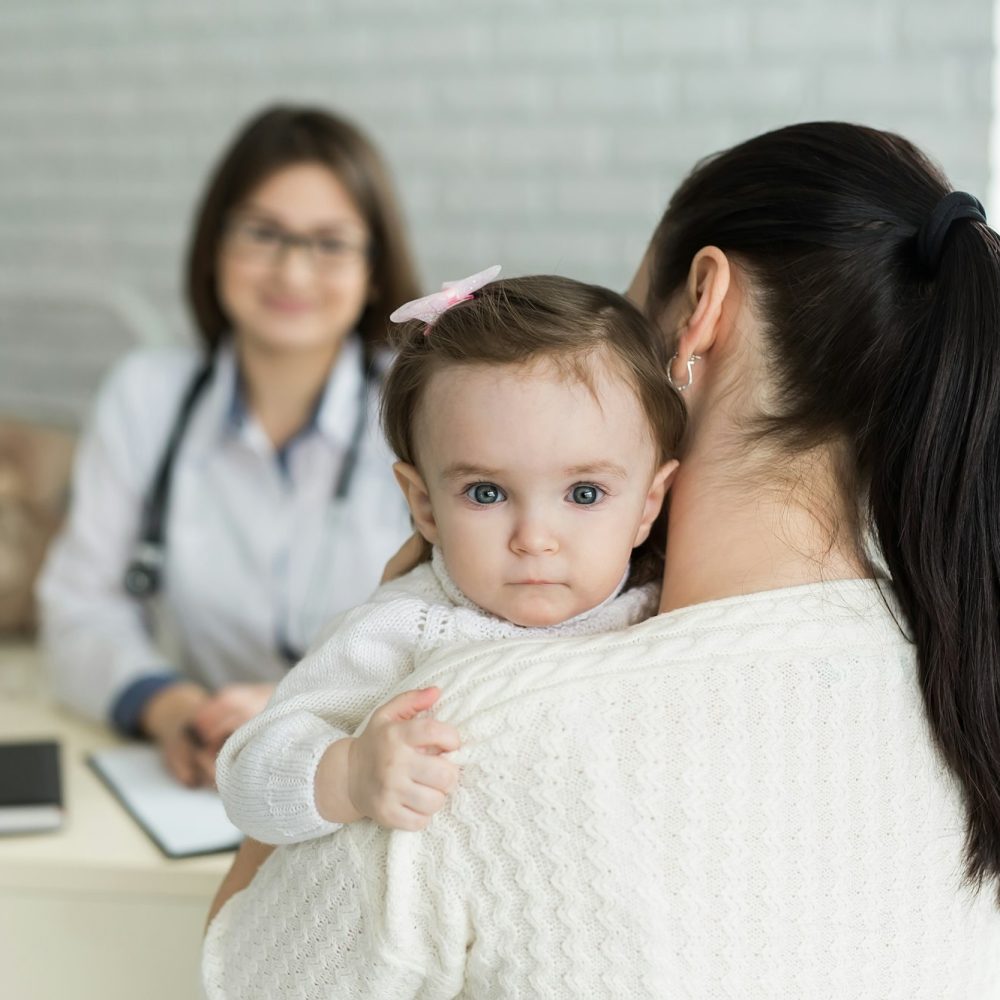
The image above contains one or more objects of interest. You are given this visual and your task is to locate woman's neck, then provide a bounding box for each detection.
[659,435,871,614]
[235,338,344,449]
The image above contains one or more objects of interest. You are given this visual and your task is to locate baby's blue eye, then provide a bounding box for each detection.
[467,483,506,505]
[570,483,603,505]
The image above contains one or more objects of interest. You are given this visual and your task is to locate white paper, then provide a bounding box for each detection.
[90,745,241,857]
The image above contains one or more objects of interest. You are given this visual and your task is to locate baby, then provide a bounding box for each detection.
[216,268,685,843]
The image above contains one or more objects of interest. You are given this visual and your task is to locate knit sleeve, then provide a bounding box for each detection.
[215,585,433,845]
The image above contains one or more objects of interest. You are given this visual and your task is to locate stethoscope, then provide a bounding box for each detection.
[123,349,374,618]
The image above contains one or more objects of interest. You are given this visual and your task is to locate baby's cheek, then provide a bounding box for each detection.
[438,546,487,601]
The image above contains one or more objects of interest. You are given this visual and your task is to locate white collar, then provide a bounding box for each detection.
[312,334,367,451]
[208,334,367,455]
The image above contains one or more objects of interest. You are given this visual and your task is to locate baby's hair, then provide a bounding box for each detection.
[381,274,686,588]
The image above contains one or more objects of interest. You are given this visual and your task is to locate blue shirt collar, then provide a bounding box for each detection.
[221,334,365,455]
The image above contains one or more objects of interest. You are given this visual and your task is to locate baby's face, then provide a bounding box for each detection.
[396,357,675,627]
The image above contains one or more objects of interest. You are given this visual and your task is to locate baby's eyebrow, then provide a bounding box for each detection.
[441,461,630,481]
[441,463,503,481]
[564,461,629,479]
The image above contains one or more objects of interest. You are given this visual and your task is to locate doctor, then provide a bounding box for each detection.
[37,105,420,787]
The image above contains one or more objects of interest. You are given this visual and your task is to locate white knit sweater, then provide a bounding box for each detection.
[216,548,657,844]
[203,579,1000,999]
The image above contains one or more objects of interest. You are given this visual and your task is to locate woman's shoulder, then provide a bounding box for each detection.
[412,578,914,717]
[633,576,910,658]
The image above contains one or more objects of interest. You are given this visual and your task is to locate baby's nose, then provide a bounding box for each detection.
[510,513,559,555]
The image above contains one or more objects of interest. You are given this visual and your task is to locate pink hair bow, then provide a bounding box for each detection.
[389,265,502,329]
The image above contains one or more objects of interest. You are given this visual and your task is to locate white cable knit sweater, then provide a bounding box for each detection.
[216,548,657,844]
[204,579,1000,999]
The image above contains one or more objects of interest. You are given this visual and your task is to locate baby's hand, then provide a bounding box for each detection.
[348,687,461,831]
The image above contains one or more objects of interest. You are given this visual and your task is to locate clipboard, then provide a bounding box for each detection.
[89,745,242,859]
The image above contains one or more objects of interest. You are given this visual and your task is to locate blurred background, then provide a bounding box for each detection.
[0,0,993,426]
[4,0,993,631]
[0,5,994,994]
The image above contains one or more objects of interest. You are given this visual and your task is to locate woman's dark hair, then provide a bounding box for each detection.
[185,104,421,352]
[647,121,1000,901]
[382,275,686,589]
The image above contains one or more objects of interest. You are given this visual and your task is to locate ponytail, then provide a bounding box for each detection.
[648,121,1000,901]
[869,216,1000,897]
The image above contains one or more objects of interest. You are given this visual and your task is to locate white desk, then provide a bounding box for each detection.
[0,642,231,1000]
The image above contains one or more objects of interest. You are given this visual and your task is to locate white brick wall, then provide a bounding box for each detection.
[0,0,992,423]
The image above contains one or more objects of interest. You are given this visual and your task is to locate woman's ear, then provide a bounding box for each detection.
[633,459,679,547]
[669,246,731,389]
[393,462,438,544]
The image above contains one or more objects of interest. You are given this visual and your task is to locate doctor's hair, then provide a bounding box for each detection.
[185,104,420,352]
[646,120,1000,903]
[381,274,686,589]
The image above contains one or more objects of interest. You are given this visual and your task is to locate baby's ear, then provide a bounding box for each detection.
[393,462,438,544]
[633,459,679,547]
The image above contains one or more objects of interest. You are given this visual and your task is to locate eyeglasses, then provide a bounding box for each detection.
[224,216,371,273]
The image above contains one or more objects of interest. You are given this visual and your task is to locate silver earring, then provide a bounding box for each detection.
[667,354,700,392]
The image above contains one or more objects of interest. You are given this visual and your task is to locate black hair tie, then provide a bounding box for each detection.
[915,191,987,273]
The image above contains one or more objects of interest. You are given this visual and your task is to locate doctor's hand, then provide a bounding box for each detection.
[189,681,277,763]
[345,686,461,831]
[141,681,216,788]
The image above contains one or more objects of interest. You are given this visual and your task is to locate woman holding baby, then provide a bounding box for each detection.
[204,122,1000,998]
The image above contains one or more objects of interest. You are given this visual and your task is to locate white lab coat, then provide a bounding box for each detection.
[36,335,412,724]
